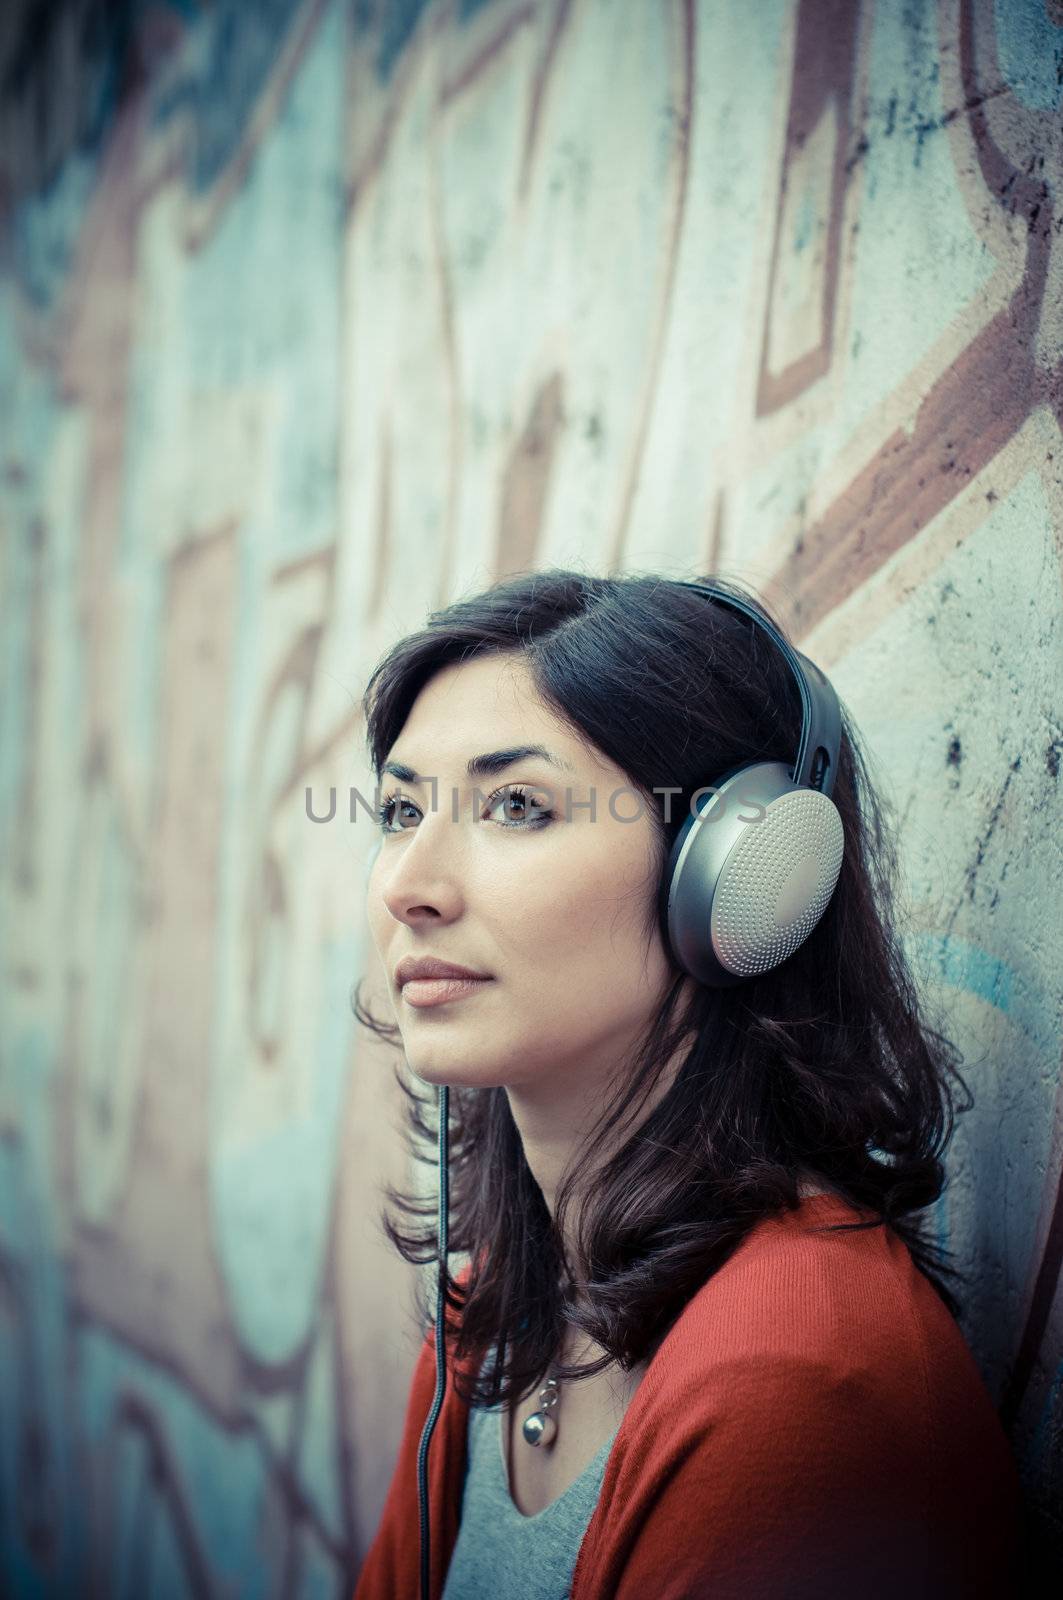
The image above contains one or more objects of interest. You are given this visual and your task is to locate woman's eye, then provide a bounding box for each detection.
[484,785,552,829]
[376,794,420,833]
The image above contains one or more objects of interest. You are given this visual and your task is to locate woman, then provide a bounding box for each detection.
[350,568,1021,1600]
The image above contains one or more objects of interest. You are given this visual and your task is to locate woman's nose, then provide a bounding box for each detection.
[376,812,464,925]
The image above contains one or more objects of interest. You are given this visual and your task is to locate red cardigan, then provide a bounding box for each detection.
[353,1193,1021,1599]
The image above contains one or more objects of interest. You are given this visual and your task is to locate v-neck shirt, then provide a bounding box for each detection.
[440,1343,621,1599]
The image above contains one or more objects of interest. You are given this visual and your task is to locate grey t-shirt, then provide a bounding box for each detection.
[441,1347,621,1600]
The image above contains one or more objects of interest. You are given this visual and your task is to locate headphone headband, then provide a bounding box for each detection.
[678,580,841,800]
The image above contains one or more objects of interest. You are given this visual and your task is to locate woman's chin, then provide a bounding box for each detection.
[407,1057,503,1090]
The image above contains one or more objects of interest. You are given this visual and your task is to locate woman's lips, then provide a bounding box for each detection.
[401,976,493,1008]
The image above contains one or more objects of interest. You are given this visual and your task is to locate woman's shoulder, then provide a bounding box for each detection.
[635,1190,1016,1486]
[651,1191,970,1401]
[588,1193,1021,1600]
[605,1196,1030,1593]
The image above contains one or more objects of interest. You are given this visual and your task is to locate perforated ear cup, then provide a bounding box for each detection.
[661,761,845,986]
[710,788,844,977]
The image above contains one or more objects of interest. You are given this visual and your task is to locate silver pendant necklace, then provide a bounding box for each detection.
[521,1371,561,1447]
[522,1278,580,1446]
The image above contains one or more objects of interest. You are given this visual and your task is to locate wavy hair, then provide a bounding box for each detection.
[351,567,972,1411]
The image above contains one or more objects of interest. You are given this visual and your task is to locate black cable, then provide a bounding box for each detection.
[418,1084,449,1600]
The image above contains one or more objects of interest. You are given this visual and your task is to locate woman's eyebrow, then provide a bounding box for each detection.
[381,744,576,784]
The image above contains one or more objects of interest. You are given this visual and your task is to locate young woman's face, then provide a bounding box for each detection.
[366,652,679,1101]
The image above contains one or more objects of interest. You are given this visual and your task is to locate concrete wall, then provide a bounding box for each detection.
[1,0,1060,1593]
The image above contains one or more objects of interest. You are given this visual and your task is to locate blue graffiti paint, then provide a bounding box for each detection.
[78,1327,286,1598]
[459,0,499,21]
[11,150,101,308]
[210,930,361,1365]
[907,931,1061,1068]
[352,0,434,82]
[0,1031,80,1595]
[146,0,313,193]
[911,931,1014,1014]
[194,0,309,192]
[994,0,1063,113]
[791,188,816,254]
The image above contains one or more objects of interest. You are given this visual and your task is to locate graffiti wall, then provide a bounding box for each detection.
[1,0,1060,1593]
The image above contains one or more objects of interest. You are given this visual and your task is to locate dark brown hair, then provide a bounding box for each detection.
[351,567,971,1410]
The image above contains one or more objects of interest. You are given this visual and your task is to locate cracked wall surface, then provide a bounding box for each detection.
[1,0,1061,1593]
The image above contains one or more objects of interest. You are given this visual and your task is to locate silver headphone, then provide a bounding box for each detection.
[657,579,845,987]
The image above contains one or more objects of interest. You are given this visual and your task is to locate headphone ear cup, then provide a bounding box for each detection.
[662,761,845,985]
